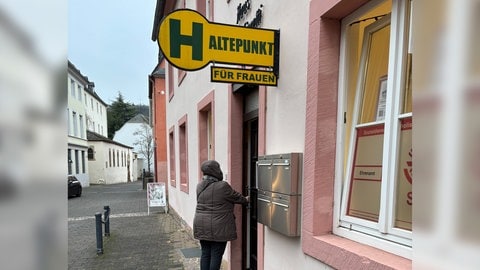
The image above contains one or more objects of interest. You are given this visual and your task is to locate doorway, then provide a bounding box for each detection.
[240,86,259,270]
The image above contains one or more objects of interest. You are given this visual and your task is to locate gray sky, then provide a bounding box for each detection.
[68,0,158,105]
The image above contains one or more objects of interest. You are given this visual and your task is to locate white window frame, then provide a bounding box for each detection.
[78,85,82,102]
[73,111,78,137]
[333,0,412,259]
[70,79,75,98]
[79,114,84,139]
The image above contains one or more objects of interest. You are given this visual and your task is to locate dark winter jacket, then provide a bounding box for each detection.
[193,175,248,241]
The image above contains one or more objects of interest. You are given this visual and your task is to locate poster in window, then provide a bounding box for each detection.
[347,124,384,222]
[394,117,412,230]
[376,75,388,121]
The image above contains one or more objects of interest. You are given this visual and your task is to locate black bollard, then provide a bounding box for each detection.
[95,212,103,255]
[103,206,110,237]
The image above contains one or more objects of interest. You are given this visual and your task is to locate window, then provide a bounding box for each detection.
[84,93,87,105]
[70,79,75,97]
[75,150,79,174]
[67,109,70,135]
[79,115,84,139]
[88,148,94,160]
[198,91,215,179]
[97,102,99,113]
[117,150,119,167]
[68,149,72,175]
[78,85,82,101]
[336,0,412,253]
[178,115,188,193]
[72,112,78,137]
[91,98,94,110]
[168,63,174,101]
[81,151,86,173]
[110,149,113,167]
[196,0,213,19]
[169,126,176,187]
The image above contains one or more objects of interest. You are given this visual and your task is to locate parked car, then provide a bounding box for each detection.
[68,176,82,197]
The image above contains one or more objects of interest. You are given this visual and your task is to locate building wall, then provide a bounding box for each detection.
[88,141,133,185]
[68,69,89,187]
[114,122,154,174]
[85,91,108,137]
[152,61,168,184]
[163,0,314,269]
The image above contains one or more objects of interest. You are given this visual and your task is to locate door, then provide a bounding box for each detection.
[243,117,258,270]
[239,85,259,270]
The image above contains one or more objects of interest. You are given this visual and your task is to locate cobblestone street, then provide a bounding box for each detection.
[68,181,200,270]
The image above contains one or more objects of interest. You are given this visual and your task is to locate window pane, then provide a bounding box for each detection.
[347,124,384,221]
[402,53,412,114]
[359,24,390,124]
[394,117,412,230]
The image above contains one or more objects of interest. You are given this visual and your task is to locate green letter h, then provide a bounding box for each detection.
[169,19,203,61]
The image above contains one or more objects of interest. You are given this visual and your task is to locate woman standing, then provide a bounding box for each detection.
[193,160,249,270]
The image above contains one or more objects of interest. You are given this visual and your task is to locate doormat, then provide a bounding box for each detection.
[180,247,201,258]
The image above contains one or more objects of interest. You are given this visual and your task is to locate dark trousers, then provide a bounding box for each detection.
[200,240,227,270]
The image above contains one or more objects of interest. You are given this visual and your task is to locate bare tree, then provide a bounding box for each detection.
[133,123,154,173]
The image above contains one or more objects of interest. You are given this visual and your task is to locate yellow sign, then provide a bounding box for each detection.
[158,9,280,71]
[211,67,277,86]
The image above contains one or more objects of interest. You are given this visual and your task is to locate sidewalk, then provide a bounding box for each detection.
[68,181,201,270]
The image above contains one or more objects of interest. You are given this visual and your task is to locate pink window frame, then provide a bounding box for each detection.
[178,115,189,193]
[197,90,215,180]
[169,126,176,187]
[302,0,411,269]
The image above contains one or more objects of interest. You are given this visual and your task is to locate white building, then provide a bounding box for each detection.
[84,80,108,137]
[67,61,90,187]
[68,60,110,187]
[87,131,135,184]
[113,114,154,178]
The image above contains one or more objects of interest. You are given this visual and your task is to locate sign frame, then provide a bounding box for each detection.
[147,182,168,214]
[211,66,278,86]
[158,9,280,76]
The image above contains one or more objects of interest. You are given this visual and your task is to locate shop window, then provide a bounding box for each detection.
[169,126,176,187]
[178,115,189,193]
[198,91,215,179]
[336,0,412,253]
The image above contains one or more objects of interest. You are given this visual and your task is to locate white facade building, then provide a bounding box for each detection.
[113,114,154,178]
[87,131,135,184]
[84,82,108,137]
[67,62,90,187]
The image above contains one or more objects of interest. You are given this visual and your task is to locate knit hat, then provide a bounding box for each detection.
[201,160,223,181]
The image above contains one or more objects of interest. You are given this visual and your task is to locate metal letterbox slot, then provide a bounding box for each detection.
[257,191,271,227]
[257,160,272,191]
[270,194,300,237]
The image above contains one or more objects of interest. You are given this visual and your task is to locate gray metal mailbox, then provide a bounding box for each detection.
[257,159,272,191]
[257,190,271,227]
[256,153,302,237]
[271,194,300,236]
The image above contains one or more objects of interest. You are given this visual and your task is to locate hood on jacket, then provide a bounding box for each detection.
[200,160,223,181]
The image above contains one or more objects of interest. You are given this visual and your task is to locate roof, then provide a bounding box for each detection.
[127,114,149,124]
[68,60,109,107]
[87,130,133,149]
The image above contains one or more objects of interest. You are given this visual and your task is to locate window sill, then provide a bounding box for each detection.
[302,231,411,270]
